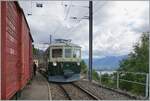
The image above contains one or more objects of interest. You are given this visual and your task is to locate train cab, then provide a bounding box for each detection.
[44,39,82,82]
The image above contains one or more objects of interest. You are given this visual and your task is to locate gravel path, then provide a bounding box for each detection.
[74,80,134,100]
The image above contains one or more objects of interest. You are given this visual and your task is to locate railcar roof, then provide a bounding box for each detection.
[49,42,81,48]
[45,42,81,52]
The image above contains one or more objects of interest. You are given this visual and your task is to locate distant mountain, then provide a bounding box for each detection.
[83,55,128,70]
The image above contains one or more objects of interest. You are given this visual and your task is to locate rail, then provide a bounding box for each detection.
[94,70,149,98]
[39,68,149,99]
[59,85,72,100]
[72,83,100,100]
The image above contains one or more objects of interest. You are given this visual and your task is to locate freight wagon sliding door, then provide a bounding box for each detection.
[1,2,20,99]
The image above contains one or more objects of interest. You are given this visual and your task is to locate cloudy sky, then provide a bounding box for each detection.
[19,1,149,59]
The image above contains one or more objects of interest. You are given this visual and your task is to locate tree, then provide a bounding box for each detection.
[118,32,149,96]
[118,32,149,73]
[80,60,100,81]
[92,70,100,81]
[80,60,88,74]
[32,45,39,56]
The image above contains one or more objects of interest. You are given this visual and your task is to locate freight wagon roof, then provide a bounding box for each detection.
[15,1,34,42]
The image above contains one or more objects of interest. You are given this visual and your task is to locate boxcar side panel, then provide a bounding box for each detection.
[20,16,30,89]
[1,1,33,99]
[1,2,20,99]
[17,3,22,91]
[0,2,1,100]
[1,1,7,99]
[6,2,20,99]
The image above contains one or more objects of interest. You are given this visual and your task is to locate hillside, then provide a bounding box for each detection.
[84,55,128,70]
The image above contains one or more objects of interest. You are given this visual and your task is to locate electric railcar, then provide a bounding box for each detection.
[44,39,81,82]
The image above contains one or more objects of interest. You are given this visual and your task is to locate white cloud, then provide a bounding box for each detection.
[19,1,149,59]
[92,1,149,58]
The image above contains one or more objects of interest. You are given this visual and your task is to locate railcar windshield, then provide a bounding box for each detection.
[73,49,80,58]
[52,49,62,58]
[65,48,72,58]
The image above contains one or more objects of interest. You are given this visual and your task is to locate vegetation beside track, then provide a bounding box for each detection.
[81,32,149,97]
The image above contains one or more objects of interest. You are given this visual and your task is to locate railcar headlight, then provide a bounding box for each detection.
[77,62,80,66]
[53,62,57,66]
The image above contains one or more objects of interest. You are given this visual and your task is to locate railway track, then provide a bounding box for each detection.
[59,83,100,100]
[75,80,137,100]
[39,70,100,100]
[71,83,101,100]
[49,82,100,100]
[58,84,72,100]
[49,83,70,100]
[39,70,137,100]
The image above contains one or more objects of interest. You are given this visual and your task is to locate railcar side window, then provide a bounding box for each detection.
[52,49,62,58]
[73,49,80,58]
[65,49,72,58]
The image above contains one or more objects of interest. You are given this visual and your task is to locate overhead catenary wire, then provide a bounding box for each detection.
[27,1,73,50]
[27,1,33,16]
[29,1,107,48]
[64,1,72,20]
[53,1,72,36]
[93,1,107,16]
[51,1,89,36]
[65,1,107,34]
[29,1,106,35]
[33,42,49,51]
[29,1,72,47]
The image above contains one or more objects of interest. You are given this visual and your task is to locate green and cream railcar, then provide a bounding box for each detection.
[44,39,81,82]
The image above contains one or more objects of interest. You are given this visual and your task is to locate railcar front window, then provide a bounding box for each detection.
[65,49,72,58]
[73,49,80,58]
[52,49,62,58]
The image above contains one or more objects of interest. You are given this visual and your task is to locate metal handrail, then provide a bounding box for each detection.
[119,79,146,86]
[95,70,149,98]
[119,71,147,75]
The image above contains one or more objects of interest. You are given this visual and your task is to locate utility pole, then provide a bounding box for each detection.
[50,35,52,44]
[89,1,93,82]
[69,1,93,82]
